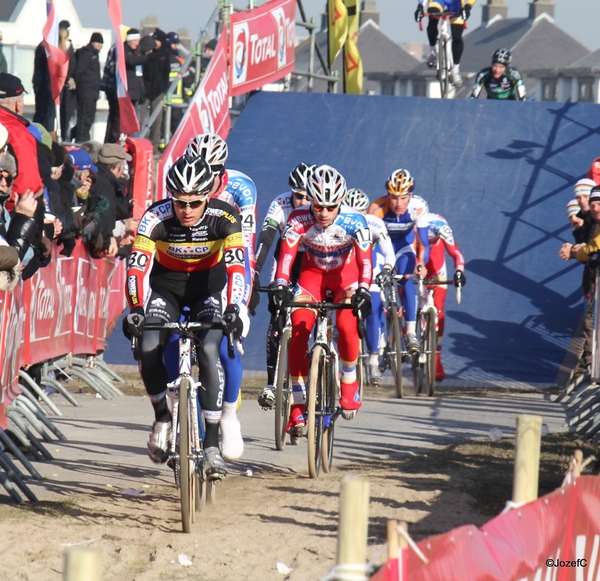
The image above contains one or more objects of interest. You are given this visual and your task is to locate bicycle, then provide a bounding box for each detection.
[412,277,462,397]
[132,313,234,533]
[288,298,365,478]
[418,11,467,98]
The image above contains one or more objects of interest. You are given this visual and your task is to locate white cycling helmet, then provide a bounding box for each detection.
[307,165,347,207]
[289,162,315,191]
[166,155,215,196]
[185,133,228,171]
[344,188,370,211]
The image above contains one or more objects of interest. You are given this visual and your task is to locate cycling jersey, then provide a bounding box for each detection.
[369,195,430,263]
[126,197,245,311]
[420,0,475,23]
[426,213,465,278]
[275,207,372,288]
[471,66,525,100]
[364,213,395,277]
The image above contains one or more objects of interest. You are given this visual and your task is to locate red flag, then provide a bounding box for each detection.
[42,0,69,103]
[106,0,140,134]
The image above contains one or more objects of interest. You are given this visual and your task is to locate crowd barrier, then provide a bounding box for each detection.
[370,475,600,581]
[0,241,126,430]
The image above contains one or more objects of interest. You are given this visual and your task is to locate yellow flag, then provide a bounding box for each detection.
[328,0,348,68]
[344,35,363,94]
[344,0,359,41]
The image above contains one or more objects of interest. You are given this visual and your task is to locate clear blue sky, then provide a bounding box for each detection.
[72,0,600,52]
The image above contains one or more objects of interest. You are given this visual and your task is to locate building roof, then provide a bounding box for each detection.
[0,0,20,22]
[568,48,600,71]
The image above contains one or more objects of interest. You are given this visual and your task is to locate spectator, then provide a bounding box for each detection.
[201,38,217,74]
[588,158,600,186]
[125,29,152,115]
[0,73,44,199]
[167,31,186,136]
[140,29,170,153]
[101,44,118,143]
[74,32,104,142]
[0,31,7,75]
[81,140,102,164]
[59,20,77,141]
[567,199,583,234]
[32,37,55,133]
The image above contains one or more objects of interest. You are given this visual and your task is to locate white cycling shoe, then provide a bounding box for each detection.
[147,421,171,464]
[220,417,244,461]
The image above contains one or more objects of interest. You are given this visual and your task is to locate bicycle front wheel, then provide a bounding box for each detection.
[424,309,438,397]
[307,345,326,478]
[179,378,196,533]
[321,348,338,473]
[438,37,449,98]
[388,305,403,398]
[275,328,292,451]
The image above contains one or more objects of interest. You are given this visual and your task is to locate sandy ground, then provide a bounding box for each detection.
[0,375,575,581]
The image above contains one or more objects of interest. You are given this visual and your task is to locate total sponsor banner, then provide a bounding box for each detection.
[156,33,230,200]
[0,241,126,430]
[230,0,295,97]
[370,476,600,581]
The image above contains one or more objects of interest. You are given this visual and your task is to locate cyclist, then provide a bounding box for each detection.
[471,49,526,100]
[181,132,257,461]
[420,213,466,381]
[125,154,245,478]
[344,188,395,383]
[369,169,430,354]
[414,0,476,88]
[272,165,373,435]
[252,162,314,410]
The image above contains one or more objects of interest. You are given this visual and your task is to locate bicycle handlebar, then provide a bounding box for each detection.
[418,11,467,30]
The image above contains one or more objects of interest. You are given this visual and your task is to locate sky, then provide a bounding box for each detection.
[72,0,600,52]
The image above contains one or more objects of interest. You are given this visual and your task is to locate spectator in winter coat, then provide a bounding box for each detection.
[74,32,103,142]
[125,29,152,112]
[59,20,77,141]
[32,40,56,133]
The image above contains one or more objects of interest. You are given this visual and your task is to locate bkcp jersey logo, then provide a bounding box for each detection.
[232,22,249,85]
[272,7,287,69]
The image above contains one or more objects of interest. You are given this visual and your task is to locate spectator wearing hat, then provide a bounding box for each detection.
[58,20,77,141]
[0,31,8,75]
[201,38,218,75]
[125,29,152,113]
[567,199,583,234]
[74,32,104,142]
[0,73,44,199]
[140,29,170,152]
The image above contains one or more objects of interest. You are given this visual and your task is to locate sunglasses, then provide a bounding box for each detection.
[171,196,207,209]
[0,172,12,186]
[312,204,339,213]
[293,192,309,201]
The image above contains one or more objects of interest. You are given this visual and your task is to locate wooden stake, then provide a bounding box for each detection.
[64,548,101,581]
[398,521,408,549]
[336,476,369,579]
[572,449,584,478]
[387,519,398,559]
[512,414,542,504]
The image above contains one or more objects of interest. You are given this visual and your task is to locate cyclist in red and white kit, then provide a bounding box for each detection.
[271,165,373,435]
[420,213,466,381]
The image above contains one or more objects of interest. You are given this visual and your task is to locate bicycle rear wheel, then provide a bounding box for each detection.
[438,37,449,98]
[275,327,292,451]
[388,305,403,398]
[179,378,196,533]
[307,345,326,478]
[424,309,438,397]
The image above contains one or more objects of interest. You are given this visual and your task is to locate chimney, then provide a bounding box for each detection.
[140,15,160,37]
[528,0,555,20]
[482,0,508,24]
[360,0,380,26]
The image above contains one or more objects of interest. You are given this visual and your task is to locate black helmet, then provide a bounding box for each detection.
[166,155,215,196]
[492,48,511,66]
[289,162,315,191]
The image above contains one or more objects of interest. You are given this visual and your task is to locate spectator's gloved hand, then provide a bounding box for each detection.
[223,304,243,341]
[66,78,76,91]
[453,270,466,287]
[462,3,472,20]
[414,3,424,22]
[351,287,372,318]
[375,267,393,288]
[270,285,291,315]
[248,273,261,316]
[124,307,145,339]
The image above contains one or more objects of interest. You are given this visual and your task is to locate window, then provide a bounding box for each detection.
[412,81,427,97]
[381,80,395,96]
[541,80,557,101]
[578,79,595,102]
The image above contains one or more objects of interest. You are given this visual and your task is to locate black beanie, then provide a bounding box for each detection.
[90,32,104,44]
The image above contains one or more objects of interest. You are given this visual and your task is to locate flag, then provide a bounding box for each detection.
[328,0,348,68]
[107,0,139,134]
[343,0,363,94]
[42,0,69,104]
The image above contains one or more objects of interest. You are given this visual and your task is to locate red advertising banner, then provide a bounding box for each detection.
[0,241,126,430]
[370,476,600,581]
[230,0,296,97]
[156,33,230,200]
[125,137,155,219]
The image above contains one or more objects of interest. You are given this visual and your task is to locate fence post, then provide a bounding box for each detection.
[513,414,542,504]
[64,548,101,581]
[308,17,316,92]
[387,519,398,559]
[336,475,369,580]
